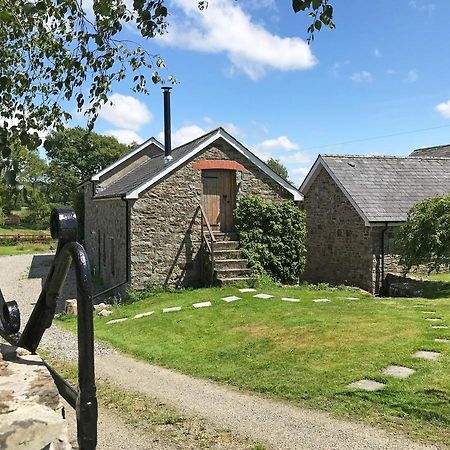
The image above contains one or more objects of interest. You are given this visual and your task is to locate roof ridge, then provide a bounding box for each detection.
[321,154,450,160]
[413,143,450,152]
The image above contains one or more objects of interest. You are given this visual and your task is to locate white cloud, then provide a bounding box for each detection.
[374,48,381,57]
[157,0,316,80]
[103,129,143,145]
[331,60,350,78]
[386,68,396,75]
[98,94,153,131]
[252,136,300,161]
[158,125,206,148]
[200,117,243,137]
[279,152,311,164]
[409,0,436,15]
[289,167,310,187]
[350,71,373,83]
[406,69,419,83]
[436,100,450,119]
[245,0,277,11]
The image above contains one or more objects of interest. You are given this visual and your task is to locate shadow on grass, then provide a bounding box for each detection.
[412,279,450,299]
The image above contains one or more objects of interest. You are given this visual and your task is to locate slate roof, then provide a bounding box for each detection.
[318,155,450,223]
[410,144,450,158]
[94,128,221,198]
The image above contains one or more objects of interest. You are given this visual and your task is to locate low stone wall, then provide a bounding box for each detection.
[384,273,425,298]
[0,343,71,450]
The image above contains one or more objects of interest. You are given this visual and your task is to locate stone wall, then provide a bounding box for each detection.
[130,138,293,289]
[82,182,128,289]
[0,344,71,449]
[303,167,374,292]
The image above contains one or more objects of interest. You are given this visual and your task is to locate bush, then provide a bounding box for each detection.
[0,208,5,226]
[396,194,450,274]
[25,192,53,229]
[234,196,306,284]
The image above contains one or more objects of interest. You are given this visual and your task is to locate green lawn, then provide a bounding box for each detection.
[0,226,49,235]
[58,285,450,446]
[412,272,450,283]
[0,243,54,256]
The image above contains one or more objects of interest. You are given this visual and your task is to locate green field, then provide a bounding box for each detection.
[412,272,450,283]
[58,285,450,446]
[0,226,49,235]
[0,243,54,256]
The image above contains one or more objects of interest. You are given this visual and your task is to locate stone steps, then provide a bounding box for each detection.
[215,267,252,279]
[215,276,253,286]
[213,249,243,260]
[214,259,249,270]
[203,231,252,286]
[212,232,239,241]
[212,240,240,251]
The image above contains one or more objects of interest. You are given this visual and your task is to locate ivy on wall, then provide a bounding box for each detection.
[234,195,306,284]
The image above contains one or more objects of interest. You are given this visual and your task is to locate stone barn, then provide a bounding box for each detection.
[300,153,450,294]
[80,127,301,291]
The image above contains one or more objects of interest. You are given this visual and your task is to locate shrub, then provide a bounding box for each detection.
[25,192,53,229]
[396,194,450,274]
[0,208,5,226]
[234,195,306,284]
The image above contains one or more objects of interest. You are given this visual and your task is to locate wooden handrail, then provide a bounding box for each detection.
[199,204,216,242]
[199,204,216,285]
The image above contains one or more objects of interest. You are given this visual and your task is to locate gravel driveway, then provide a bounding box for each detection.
[0,254,443,450]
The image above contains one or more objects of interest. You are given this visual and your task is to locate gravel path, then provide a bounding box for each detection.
[0,254,443,450]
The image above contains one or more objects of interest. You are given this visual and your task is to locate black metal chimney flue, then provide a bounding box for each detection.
[162,87,172,162]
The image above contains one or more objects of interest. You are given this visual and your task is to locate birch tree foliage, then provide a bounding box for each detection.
[0,0,334,185]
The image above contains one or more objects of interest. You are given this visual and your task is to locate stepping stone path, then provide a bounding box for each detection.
[412,305,426,308]
[282,297,301,303]
[425,318,443,322]
[313,298,330,303]
[192,301,212,308]
[222,296,241,303]
[434,338,450,343]
[106,318,128,325]
[412,350,441,361]
[421,311,436,314]
[163,307,182,313]
[238,288,256,293]
[253,293,274,299]
[347,379,385,391]
[132,311,154,319]
[346,297,360,300]
[432,325,449,329]
[381,365,415,379]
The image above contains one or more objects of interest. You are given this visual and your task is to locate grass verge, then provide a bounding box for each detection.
[42,353,264,449]
[0,243,54,256]
[57,284,450,447]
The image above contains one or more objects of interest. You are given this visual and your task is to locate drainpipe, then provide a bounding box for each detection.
[380,222,388,296]
[162,87,173,164]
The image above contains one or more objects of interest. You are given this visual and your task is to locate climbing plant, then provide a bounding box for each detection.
[234,195,306,284]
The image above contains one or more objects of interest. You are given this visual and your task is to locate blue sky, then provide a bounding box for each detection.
[72,0,450,187]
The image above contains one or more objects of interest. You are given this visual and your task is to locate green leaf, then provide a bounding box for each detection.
[2,146,11,158]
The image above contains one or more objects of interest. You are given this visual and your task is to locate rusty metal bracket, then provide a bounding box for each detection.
[0,207,97,450]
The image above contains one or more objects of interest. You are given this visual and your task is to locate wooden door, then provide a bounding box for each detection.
[201,170,235,232]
